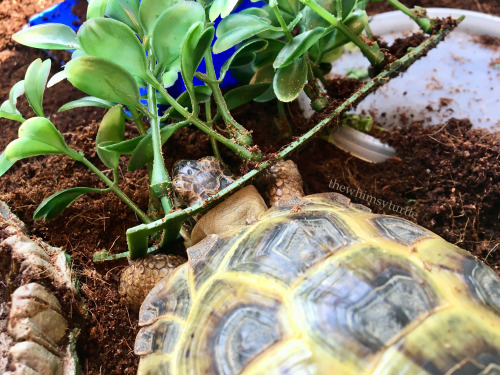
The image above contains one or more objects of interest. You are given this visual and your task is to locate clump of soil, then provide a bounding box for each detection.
[0,0,499,373]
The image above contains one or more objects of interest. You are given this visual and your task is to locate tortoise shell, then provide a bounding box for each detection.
[135,193,500,374]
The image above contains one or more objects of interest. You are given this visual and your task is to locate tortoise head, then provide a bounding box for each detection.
[173,157,305,246]
[172,157,234,207]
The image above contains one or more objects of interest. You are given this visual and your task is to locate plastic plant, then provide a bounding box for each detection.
[0,0,458,260]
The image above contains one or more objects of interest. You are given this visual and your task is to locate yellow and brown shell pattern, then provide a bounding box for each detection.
[135,193,500,375]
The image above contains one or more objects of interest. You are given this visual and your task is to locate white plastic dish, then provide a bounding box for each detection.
[301,8,500,163]
[331,8,500,130]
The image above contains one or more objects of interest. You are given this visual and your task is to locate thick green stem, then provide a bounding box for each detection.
[335,23,384,68]
[386,0,433,33]
[269,0,293,41]
[147,63,174,214]
[78,156,151,224]
[312,65,329,87]
[203,51,253,146]
[147,74,259,161]
[300,0,385,67]
[205,100,221,159]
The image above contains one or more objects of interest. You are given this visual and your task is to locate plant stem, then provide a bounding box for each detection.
[312,65,329,87]
[203,50,253,146]
[79,156,151,224]
[146,74,259,160]
[386,0,433,33]
[147,93,173,213]
[335,0,342,19]
[147,53,174,214]
[300,0,385,67]
[274,101,292,136]
[304,55,329,111]
[205,100,221,159]
[269,0,294,41]
[129,107,147,136]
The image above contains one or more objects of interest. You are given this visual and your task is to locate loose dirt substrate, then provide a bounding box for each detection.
[0,0,499,373]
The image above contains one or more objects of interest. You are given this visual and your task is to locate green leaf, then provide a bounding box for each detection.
[209,0,239,21]
[96,105,125,169]
[213,14,273,54]
[87,0,110,19]
[47,70,67,88]
[17,117,68,152]
[105,0,141,33]
[128,125,180,171]
[0,152,16,177]
[34,187,107,221]
[12,24,79,50]
[78,17,147,79]
[181,24,214,104]
[238,7,270,18]
[59,96,115,112]
[181,22,204,97]
[66,56,141,108]
[0,80,25,123]
[139,0,181,35]
[24,58,51,117]
[274,27,329,69]
[275,0,302,17]
[220,39,268,81]
[161,69,179,89]
[99,135,145,154]
[224,83,269,111]
[273,56,307,102]
[152,2,205,73]
[254,39,286,68]
[250,63,276,102]
[5,138,63,162]
[0,106,24,123]
[72,49,86,59]
[9,80,25,109]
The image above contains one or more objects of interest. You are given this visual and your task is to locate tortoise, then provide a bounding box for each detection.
[120,157,500,375]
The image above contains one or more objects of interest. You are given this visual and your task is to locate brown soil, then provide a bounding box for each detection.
[1,0,499,374]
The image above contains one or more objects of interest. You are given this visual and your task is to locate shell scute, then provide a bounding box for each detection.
[135,319,180,356]
[463,257,500,314]
[188,234,241,290]
[176,277,289,375]
[224,212,358,286]
[373,216,431,245]
[372,311,500,375]
[139,265,191,326]
[291,246,440,360]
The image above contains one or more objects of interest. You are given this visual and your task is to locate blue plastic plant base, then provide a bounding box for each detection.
[30,0,265,99]
[29,1,81,31]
